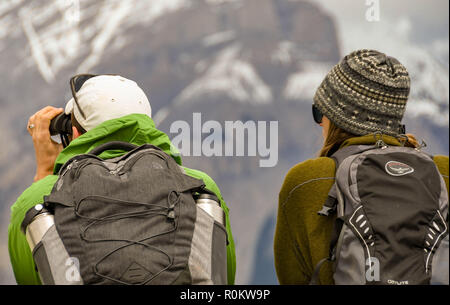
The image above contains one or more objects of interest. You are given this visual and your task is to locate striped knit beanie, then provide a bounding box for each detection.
[313,49,410,136]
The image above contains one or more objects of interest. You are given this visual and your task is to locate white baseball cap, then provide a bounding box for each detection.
[65,75,152,131]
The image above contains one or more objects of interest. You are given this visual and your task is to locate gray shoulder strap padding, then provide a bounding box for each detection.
[319,145,374,216]
[330,145,375,168]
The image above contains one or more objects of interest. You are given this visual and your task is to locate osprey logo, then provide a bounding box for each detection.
[385,161,414,176]
[387,279,409,285]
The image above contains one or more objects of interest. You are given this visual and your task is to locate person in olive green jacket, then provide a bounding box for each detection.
[9,74,236,285]
[274,49,449,285]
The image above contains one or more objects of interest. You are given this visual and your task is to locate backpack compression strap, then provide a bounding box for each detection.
[317,184,338,216]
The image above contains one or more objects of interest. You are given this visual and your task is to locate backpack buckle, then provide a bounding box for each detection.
[318,206,335,216]
[317,196,337,216]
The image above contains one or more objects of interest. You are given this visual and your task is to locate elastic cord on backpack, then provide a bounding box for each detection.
[74,194,179,285]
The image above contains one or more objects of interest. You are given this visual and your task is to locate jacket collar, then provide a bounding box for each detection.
[340,134,405,149]
[53,114,181,174]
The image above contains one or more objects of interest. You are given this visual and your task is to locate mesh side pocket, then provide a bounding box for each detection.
[187,207,214,284]
[32,241,54,285]
[33,225,83,285]
[431,234,449,285]
[334,224,367,285]
[211,221,227,285]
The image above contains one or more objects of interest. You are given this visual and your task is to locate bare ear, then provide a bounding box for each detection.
[72,126,81,140]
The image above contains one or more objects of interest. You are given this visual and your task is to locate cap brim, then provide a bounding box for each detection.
[65,98,74,115]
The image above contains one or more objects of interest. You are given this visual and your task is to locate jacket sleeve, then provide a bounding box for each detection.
[274,171,311,284]
[274,201,310,284]
[434,155,449,195]
[8,175,58,285]
[8,217,41,285]
[274,158,336,285]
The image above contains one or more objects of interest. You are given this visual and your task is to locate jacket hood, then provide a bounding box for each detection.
[53,114,181,174]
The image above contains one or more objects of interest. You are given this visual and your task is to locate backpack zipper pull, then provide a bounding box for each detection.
[415,139,427,151]
[375,139,388,149]
[373,132,388,149]
[166,191,180,221]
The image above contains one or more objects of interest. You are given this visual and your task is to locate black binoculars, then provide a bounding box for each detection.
[49,113,72,147]
[49,113,72,136]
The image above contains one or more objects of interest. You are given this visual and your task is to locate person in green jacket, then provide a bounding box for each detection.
[8,74,236,285]
[274,49,449,284]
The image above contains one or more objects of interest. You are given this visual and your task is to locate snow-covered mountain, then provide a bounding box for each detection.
[0,0,448,284]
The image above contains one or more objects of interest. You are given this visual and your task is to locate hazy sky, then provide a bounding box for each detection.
[313,0,449,48]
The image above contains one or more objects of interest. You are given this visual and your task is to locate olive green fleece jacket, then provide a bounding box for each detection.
[274,134,449,285]
[8,114,236,285]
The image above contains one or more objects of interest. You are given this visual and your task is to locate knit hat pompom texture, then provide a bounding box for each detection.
[313,49,410,136]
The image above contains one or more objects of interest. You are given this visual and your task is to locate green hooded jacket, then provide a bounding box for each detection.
[8,114,236,285]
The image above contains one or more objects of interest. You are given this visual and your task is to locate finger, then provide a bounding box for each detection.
[28,114,36,126]
[35,108,63,128]
[27,124,34,135]
[27,114,36,135]
[28,106,55,130]
[32,108,63,141]
[42,107,64,121]
[36,106,59,116]
[33,106,61,123]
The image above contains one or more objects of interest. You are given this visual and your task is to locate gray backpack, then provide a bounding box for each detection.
[312,139,449,285]
[22,141,228,285]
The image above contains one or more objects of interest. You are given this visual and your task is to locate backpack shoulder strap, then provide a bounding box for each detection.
[312,145,376,283]
[330,145,375,168]
[317,145,374,216]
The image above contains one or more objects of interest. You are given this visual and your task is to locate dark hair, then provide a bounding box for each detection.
[318,121,354,157]
[71,112,87,135]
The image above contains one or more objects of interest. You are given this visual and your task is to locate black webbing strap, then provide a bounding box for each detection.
[317,196,337,216]
[309,217,344,285]
[328,217,344,259]
[88,141,138,156]
[318,183,338,216]
[310,257,330,285]
[60,133,70,148]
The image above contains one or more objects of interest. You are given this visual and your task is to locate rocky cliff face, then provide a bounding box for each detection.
[0,0,447,284]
